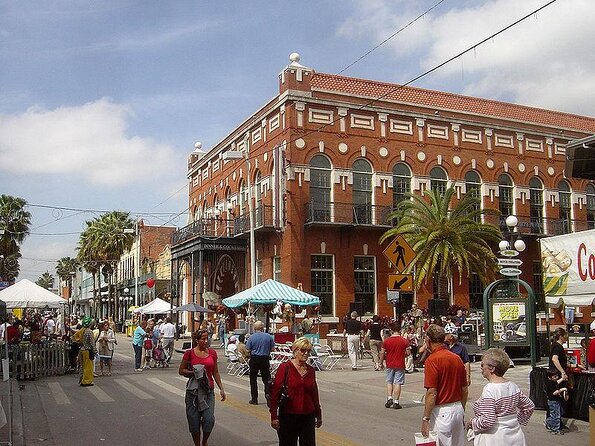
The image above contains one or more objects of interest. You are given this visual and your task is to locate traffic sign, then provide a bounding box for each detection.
[388,273,414,291]
[383,235,415,272]
[387,290,400,302]
[497,258,523,267]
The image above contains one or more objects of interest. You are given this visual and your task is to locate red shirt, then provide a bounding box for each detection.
[270,361,322,421]
[383,335,409,369]
[424,345,467,405]
[588,336,595,367]
[182,348,218,388]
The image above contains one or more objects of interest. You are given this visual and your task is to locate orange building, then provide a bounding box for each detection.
[171,54,595,333]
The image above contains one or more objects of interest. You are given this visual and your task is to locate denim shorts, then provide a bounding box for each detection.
[385,368,405,385]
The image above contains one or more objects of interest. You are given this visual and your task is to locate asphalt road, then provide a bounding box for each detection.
[15,335,590,446]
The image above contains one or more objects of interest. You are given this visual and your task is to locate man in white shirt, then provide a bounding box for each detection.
[160,317,176,363]
[44,315,56,339]
[0,315,12,340]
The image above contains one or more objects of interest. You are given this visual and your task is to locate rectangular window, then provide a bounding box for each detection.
[588,194,595,229]
[311,255,334,315]
[469,273,484,310]
[273,256,281,282]
[354,256,375,314]
[530,190,544,234]
[255,260,263,285]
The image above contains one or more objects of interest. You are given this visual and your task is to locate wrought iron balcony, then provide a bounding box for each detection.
[172,217,234,245]
[232,204,275,237]
[304,201,393,227]
[484,214,593,236]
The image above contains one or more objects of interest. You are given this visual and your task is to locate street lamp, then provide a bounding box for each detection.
[222,132,256,287]
[124,222,140,307]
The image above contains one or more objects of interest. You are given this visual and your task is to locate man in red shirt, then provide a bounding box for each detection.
[421,324,468,446]
[587,320,595,369]
[380,323,410,409]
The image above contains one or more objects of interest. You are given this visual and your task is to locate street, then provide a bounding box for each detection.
[16,335,589,446]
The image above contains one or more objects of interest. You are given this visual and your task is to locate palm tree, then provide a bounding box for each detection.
[0,195,32,283]
[36,271,55,290]
[77,211,135,319]
[380,186,502,301]
[56,256,78,305]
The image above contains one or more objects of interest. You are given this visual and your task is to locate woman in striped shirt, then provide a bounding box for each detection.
[466,348,534,445]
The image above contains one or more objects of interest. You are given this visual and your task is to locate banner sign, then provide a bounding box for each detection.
[540,229,595,303]
[491,300,527,344]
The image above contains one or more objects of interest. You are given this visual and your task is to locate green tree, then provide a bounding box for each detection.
[380,186,502,300]
[36,271,55,289]
[0,195,32,283]
[56,256,78,300]
[77,211,135,318]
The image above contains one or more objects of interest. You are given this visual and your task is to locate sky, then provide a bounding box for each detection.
[1,0,594,283]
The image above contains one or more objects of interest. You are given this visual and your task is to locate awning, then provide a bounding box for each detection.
[171,303,213,313]
[222,279,320,308]
[546,295,595,307]
[0,279,67,309]
[135,298,171,314]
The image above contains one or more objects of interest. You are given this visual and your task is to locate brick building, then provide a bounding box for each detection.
[171,54,595,333]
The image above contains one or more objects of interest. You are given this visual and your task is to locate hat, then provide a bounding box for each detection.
[157,319,163,324]
[444,324,458,335]
[229,335,237,343]
[81,316,93,328]
[590,320,595,331]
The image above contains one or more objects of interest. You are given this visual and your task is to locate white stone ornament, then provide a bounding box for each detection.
[295,138,306,149]
[518,163,526,173]
[379,147,388,158]
[486,159,494,169]
[338,143,348,154]
[417,151,426,162]
[453,156,461,166]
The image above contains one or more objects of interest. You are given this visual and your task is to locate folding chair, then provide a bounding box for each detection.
[318,345,343,370]
[234,353,250,376]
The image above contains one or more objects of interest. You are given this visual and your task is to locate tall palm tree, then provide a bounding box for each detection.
[77,211,135,318]
[0,195,32,283]
[380,186,502,301]
[36,271,55,290]
[56,256,78,305]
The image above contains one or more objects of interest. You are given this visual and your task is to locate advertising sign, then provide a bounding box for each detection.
[491,300,527,344]
[540,229,595,304]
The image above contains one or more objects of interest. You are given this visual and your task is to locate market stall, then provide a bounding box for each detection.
[222,279,320,337]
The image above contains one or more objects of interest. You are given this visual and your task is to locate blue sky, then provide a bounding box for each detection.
[1,0,593,282]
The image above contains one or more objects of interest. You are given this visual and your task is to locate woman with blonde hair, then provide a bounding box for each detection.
[270,337,322,446]
[466,348,534,445]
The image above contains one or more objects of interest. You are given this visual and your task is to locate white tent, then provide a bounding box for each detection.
[134,297,171,314]
[0,279,67,309]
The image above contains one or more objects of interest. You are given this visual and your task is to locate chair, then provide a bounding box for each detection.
[317,345,343,370]
[234,352,250,376]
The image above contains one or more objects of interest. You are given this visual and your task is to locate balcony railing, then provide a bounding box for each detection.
[484,214,593,236]
[232,204,275,237]
[304,201,392,227]
[172,217,234,245]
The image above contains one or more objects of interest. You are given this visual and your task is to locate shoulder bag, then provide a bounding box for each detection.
[278,363,290,409]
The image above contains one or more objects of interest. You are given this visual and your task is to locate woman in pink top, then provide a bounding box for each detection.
[179,329,226,446]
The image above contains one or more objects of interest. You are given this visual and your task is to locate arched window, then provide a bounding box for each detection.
[529,176,544,234]
[465,170,482,222]
[353,159,373,224]
[498,174,514,221]
[254,170,262,205]
[587,184,595,229]
[430,166,447,196]
[309,155,332,222]
[239,180,248,215]
[558,180,572,234]
[392,163,412,208]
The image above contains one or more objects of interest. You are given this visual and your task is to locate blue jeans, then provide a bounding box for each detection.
[133,344,143,369]
[546,399,562,431]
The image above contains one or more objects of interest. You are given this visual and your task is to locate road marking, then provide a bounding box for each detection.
[147,377,185,397]
[47,382,70,405]
[87,385,115,402]
[114,379,154,400]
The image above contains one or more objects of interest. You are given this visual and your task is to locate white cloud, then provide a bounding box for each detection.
[0,98,182,187]
[338,0,595,116]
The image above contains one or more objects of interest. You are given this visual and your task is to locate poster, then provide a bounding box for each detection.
[491,301,526,344]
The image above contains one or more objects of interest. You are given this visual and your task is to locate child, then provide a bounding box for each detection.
[545,368,568,435]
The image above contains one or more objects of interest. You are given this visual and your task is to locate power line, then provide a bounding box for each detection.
[337,0,448,75]
[26,203,183,216]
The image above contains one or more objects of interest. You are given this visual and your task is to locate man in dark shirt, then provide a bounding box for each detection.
[445,331,471,386]
[548,327,568,382]
[343,311,362,370]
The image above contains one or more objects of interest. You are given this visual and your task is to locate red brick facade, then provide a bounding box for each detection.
[183,56,595,328]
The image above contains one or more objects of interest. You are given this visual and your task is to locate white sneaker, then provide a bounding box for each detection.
[135,368,143,372]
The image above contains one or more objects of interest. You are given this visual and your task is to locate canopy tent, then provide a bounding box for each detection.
[171,303,213,313]
[0,279,67,309]
[222,279,320,309]
[134,298,171,314]
[546,295,595,306]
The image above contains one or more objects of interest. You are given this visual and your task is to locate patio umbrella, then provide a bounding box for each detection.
[222,279,320,308]
[171,302,213,313]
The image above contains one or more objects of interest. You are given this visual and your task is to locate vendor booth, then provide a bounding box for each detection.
[133,297,171,315]
[222,279,320,339]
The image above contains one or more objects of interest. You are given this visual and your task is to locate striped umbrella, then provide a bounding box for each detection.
[222,279,320,308]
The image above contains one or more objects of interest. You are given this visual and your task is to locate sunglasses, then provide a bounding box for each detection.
[298,348,311,354]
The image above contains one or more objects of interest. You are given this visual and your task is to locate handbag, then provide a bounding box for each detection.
[278,363,290,409]
[88,349,95,361]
